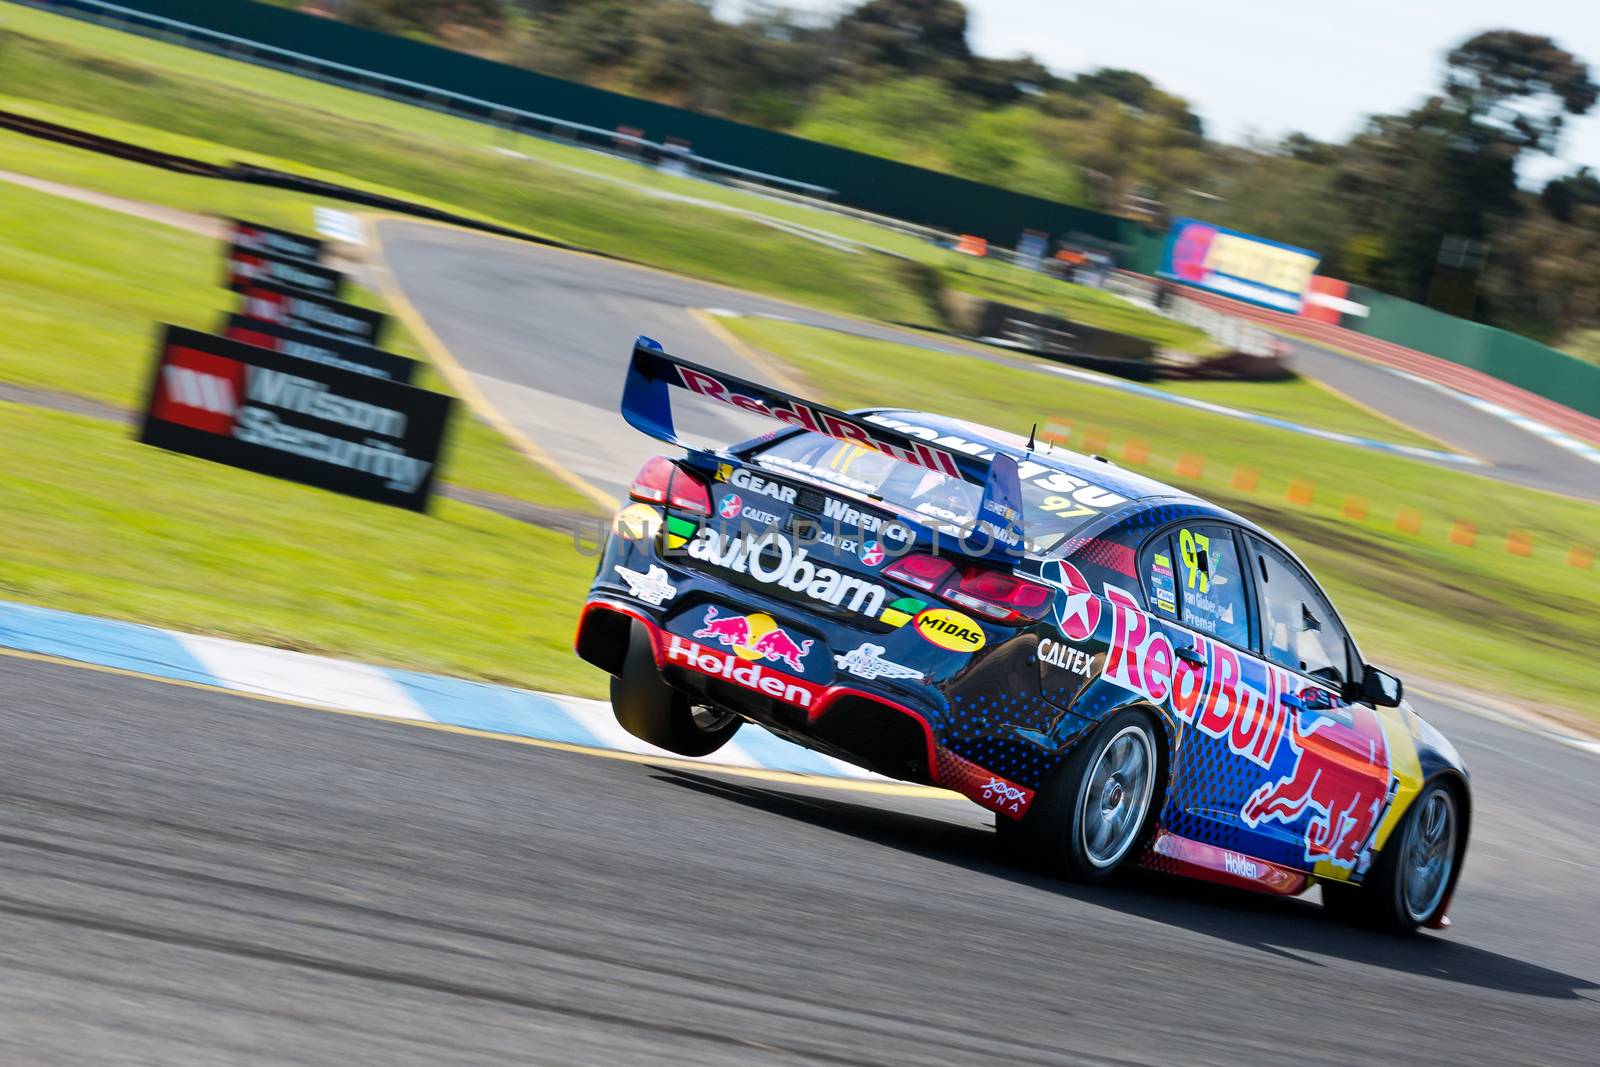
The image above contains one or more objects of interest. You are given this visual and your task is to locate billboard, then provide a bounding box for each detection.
[1159,218,1320,313]
[229,219,325,264]
[140,325,451,511]
[222,314,417,383]
[239,281,387,346]
[225,245,345,297]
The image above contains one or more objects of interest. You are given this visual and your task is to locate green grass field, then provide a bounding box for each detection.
[0,3,1212,353]
[723,316,1600,716]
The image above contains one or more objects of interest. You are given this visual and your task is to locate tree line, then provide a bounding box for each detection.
[300,1,1599,353]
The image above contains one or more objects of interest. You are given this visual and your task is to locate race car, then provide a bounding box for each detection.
[575,339,1470,934]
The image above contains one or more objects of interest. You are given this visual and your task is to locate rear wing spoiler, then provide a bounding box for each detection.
[621,337,1024,558]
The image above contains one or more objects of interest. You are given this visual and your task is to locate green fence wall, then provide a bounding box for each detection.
[1348,286,1600,420]
[54,0,1152,256]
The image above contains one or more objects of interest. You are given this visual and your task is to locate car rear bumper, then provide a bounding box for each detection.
[576,598,1037,818]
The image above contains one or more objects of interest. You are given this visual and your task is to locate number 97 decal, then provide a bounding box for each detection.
[1179,528,1210,592]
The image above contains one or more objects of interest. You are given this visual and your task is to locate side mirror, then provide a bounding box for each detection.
[1360,665,1403,707]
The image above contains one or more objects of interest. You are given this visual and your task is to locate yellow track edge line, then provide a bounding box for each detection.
[0,646,961,799]
[360,215,619,513]
[687,306,810,397]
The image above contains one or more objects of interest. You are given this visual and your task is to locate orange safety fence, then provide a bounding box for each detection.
[1033,422,1595,569]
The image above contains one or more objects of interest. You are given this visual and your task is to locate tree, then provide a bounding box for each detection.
[340,0,506,36]
[834,0,972,75]
[1331,31,1595,309]
[1540,167,1600,222]
[1445,31,1599,156]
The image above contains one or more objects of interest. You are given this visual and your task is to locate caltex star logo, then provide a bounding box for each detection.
[1039,560,1101,641]
[860,540,885,566]
[718,493,742,519]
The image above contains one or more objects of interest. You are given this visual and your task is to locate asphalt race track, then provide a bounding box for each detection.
[1,653,1595,1065]
[375,220,1598,502]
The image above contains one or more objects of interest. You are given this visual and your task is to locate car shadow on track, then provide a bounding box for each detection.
[653,768,1598,1002]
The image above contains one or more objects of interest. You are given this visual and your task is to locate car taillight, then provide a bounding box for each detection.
[883,553,956,593]
[884,552,1050,626]
[628,456,711,515]
[944,568,1052,624]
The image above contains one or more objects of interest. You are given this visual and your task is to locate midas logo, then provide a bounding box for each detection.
[913,608,985,652]
[151,347,246,434]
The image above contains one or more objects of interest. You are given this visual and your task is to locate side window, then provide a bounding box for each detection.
[1250,539,1352,686]
[1141,534,1179,617]
[1171,524,1250,648]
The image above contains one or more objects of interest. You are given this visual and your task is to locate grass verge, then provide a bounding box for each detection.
[1,405,605,697]
[723,316,1600,718]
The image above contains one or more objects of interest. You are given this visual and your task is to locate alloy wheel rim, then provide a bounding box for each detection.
[1081,725,1155,868]
[1402,789,1456,922]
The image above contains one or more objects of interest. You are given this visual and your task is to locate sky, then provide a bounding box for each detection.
[743,0,1600,184]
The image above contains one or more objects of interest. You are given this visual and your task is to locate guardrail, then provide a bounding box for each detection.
[9,0,838,199]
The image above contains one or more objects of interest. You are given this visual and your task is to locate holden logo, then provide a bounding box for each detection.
[718,493,742,519]
[1039,560,1101,641]
[860,540,885,567]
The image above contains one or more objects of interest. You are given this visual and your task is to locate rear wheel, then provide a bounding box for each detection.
[1323,780,1459,934]
[997,709,1161,883]
[610,622,742,757]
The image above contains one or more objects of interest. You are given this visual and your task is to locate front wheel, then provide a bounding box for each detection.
[610,621,742,757]
[1323,780,1461,934]
[996,709,1161,883]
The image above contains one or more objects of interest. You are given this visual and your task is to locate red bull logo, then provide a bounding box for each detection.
[1099,585,1397,871]
[694,607,813,672]
[1242,705,1394,870]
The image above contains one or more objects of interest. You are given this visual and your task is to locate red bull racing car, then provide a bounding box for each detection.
[575,340,1471,934]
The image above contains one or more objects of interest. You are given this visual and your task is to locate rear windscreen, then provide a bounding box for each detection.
[750,432,1123,553]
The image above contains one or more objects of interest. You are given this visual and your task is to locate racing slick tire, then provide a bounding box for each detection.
[996,709,1162,884]
[610,621,742,757]
[1322,779,1461,935]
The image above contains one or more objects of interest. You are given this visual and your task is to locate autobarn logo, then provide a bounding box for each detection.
[682,527,892,619]
[151,345,431,492]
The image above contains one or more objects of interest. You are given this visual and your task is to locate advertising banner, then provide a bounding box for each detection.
[225,245,345,297]
[229,219,325,264]
[239,281,387,346]
[139,325,451,511]
[223,314,417,383]
[1159,218,1320,313]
